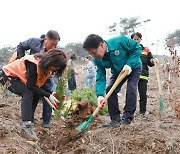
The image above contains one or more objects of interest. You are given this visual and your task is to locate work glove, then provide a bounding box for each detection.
[52,92,57,97]
[52,92,66,101]
[122,65,132,75]
[97,96,106,109]
[49,94,60,106]
[62,95,66,101]
[152,58,159,64]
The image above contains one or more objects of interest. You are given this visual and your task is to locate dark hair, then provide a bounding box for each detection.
[40,34,46,39]
[34,48,67,76]
[131,32,142,39]
[83,34,104,49]
[70,54,76,60]
[46,30,60,41]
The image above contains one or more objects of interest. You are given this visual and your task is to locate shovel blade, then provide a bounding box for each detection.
[76,115,94,133]
[159,96,165,113]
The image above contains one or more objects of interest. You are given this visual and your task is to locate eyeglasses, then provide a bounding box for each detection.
[88,49,97,56]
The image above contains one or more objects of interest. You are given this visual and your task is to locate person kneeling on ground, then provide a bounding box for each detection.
[0,49,67,140]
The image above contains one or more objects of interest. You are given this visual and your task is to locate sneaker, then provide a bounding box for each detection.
[43,122,51,128]
[121,117,132,125]
[139,113,145,118]
[117,92,122,97]
[101,120,121,128]
[31,119,35,126]
[21,121,38,141]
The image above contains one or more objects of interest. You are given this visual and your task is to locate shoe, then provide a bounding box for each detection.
[101,120,121,128]
[43,122,51,128]
[139,113,145,118]
[117,92,122,97]
[31,119,35,126]
[21,121,38,141]
[121,117,132,125]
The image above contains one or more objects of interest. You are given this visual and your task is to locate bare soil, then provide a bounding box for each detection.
[0,65,180,154]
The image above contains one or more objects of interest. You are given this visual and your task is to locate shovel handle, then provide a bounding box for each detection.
[44,96,56,110]
[154,63,162,95]
[93,70,129,116]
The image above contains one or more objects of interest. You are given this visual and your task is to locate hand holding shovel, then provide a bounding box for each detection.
[76,70,129,133]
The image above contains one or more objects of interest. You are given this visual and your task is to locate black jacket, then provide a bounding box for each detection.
[17,38,44,59]
[140,44,154,77]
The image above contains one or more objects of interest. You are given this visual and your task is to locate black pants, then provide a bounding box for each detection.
[41,78,54,123]
[138,79,148,114]
[106,67,142,121]
[0,70,40,122]
[68,70,76,91]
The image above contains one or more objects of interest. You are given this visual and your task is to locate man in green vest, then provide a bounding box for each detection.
[83,34,142,128]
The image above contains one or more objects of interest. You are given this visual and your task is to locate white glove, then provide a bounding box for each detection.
[97,96,105,106]
[49,94,59,105]
[122,65,132,75]
[153,58,159,64]
[81,66,85,70]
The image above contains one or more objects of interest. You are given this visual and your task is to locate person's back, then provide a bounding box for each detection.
[17,30,60,58]
[17,37,44,58]
[93,35,142,75]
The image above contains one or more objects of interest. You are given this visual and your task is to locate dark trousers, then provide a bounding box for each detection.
[138,79,148,114]
[42,98,52,123]
[106,67,142,121]
[68,70,76,91]
[0,71,40,122]
[41,78,54,123]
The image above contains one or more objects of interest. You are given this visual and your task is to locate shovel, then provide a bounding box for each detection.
[76,70,129,133]
[44,96,65,121]
[154,63,165,116]
[44,96,57,110]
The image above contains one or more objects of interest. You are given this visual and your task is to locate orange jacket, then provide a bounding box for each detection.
[8,50,17,64]
[3,55,51,87]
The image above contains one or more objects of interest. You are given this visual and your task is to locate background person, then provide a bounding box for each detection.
[131,32,158,116]
[82,56,95,88]
[67,54,77,92]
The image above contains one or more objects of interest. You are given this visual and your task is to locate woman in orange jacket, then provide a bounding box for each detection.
[0,48,67,140]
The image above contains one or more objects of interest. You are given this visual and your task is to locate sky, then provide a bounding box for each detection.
[0,0,180,55]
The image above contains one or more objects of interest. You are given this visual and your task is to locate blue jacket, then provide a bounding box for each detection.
[94,35,142,96]
[17,38,44,59]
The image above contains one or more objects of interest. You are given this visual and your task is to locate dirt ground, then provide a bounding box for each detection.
[0,64,180,154]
